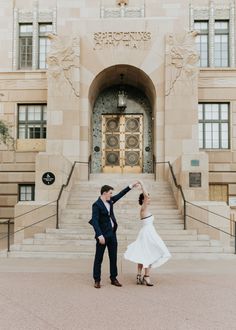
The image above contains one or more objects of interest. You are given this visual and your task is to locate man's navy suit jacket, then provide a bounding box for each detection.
[90,186,131,239]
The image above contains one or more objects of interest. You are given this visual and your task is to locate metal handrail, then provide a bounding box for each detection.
[56,160,89,229]
[0,158,91,252]
[155,160,236,254]
[155,161,187,229]
[186,200,236,223]
[0,214,56,252]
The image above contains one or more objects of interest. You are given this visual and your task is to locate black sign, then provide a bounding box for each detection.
[189,172,201,188]
[42,172,55,185]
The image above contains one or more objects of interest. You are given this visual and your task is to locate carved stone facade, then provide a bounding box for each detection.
[1,0,236,226]
[100,3,145,18]
[47,35,80,98]
[165,31,199,97]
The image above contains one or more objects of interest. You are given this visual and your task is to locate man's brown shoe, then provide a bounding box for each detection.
[94,281,101,289]
[111,279,122,287]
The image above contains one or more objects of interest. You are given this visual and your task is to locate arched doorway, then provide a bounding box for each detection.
[89,65,156,174]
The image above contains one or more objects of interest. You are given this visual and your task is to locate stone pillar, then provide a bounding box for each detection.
[165,31,200,163]
[165,31,209,201]
[35,34,82,200]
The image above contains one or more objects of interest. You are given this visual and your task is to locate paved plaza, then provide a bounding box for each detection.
[0,258,236,330]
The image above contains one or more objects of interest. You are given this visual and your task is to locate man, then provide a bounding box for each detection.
[90,182,138,289]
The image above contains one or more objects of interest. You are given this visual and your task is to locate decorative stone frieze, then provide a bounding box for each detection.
[193,8,209,20]
[18,11,33,23]
[39,10,54,22]
[215,9,230,19]
[165,31,199,97]
[47,34,80,97]
[193,7,229,20]
[18,10,53,23]
[101,4,144,18]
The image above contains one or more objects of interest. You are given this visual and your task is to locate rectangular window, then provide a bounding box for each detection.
[198,103,229,149]
[19,24,33,69]
[18,104,47,139]
[19,184,35,201]
[194,21,209,67]
[214,20,229,67]
[38,23,52,69]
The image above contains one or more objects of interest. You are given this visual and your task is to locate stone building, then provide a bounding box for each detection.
[0,0,236,248]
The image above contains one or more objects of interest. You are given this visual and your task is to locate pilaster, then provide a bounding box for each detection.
[230,1,235,67]
[209,0,215,67]
[32,1,38,70]
[13,8,18,70]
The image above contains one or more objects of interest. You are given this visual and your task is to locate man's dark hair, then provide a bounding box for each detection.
[101,185,114,195]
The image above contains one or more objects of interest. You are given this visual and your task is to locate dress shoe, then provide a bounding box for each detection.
[94,281,101,289]
[111,278,122,287]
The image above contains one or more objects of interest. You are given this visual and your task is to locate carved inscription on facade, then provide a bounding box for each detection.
[94,32,151,49]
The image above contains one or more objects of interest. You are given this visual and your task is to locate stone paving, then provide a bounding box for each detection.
[0,258,236,330]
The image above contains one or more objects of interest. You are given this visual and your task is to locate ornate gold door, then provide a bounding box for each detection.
[102,114,143,173]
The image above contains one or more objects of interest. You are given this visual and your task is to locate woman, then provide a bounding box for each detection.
[124,180,171,286]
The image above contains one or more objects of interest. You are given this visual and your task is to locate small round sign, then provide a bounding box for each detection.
[42,172,55,185]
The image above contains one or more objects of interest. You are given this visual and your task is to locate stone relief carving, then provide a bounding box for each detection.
[47,34,80,97]
[214,9,230,19]
[165,31,199,96]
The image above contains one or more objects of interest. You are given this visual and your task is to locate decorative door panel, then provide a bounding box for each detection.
[102,115,143,173]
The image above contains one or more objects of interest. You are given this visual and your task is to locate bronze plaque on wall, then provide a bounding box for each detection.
[189,172,201,187]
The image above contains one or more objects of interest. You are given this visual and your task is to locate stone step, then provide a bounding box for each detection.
[89,173,156,180]
[34,232,211,241]
[46,228,198,235]
[61,210,183,219]
[61,209,182,215]
[23,238,222,248]
[7,250,236,260]
[59,223,184,230]
[5,176,234,260]
[9,243,226,254]
[60,218,183,225]
[67,200,177,205]
[66,204,178,210]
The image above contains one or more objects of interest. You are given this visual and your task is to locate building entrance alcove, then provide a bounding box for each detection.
[89,65,156,174]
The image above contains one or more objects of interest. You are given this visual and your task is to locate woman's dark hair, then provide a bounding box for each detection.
[139,193,144,205]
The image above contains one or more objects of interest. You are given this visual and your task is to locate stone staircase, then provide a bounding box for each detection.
[1,174,235,259]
